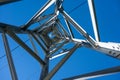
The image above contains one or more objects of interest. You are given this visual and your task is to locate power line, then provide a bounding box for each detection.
[68,1,87,14]
[0,39,29,60]
[0,64,8,71]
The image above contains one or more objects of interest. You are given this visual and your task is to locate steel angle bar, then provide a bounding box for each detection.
[88,0,100,42]
[44,43,81,80]
[28,34,39,55]
[56,20,69,37]
[33,0,56,19]
[95,42,120,59]
[72,38,120,61]
[60,10,97,48]
[55,0,63,13]
[2,33,18,80]
[6,30,45,66]
[47,40,69,58]
[72,38,92,48]
[35,21,56,33]
[33,14,57,32]
[64,19,74,39]
[72,38,120,60]
[37,21,56,33]
[21,0,57,30]
[35,13,54,23]
[64,66,120,80]
[29,32,48,55]
[37,34,49,50]
[40,57,49,80]
[49,51,69,60]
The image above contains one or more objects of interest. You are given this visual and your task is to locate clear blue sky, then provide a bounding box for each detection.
[0,0,120,80]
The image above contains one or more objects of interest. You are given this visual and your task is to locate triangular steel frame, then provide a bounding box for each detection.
[0,0,120,80]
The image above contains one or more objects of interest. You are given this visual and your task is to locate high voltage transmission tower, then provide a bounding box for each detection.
[0,0,120,80]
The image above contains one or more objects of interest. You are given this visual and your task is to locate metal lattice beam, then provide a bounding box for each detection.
[1,0,120,80]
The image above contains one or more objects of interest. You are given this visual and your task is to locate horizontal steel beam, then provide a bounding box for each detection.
[72,38,120,60]
[96,42,120,59]
[0,23,29,34]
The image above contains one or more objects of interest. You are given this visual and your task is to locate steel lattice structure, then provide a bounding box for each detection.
[1,0,120,80]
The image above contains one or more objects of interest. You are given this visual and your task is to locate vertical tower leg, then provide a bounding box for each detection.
[40,56,49,80]
[2,33,18,80]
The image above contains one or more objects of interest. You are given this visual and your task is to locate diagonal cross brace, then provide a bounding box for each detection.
[44,43,81,80]
[6,30,45,67]
[60,10,97,48]
[21,0,57,30]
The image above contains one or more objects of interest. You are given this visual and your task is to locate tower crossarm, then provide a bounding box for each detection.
[72,38,120,60]
[96,42,120,59]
